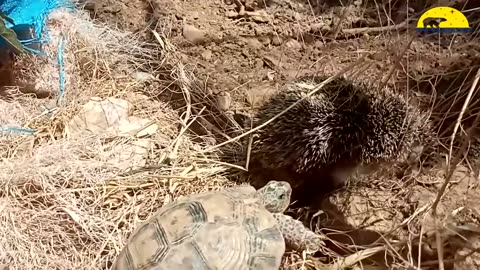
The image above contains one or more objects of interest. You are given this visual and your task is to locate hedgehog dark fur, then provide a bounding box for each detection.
[250,76,433,186]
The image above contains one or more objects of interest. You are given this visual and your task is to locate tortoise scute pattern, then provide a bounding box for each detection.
[113,184,286,270]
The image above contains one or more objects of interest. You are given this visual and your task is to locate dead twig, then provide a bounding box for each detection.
[431,67,480,270]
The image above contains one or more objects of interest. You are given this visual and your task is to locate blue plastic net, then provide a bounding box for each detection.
[0,0,70,51]
[0,0,71,134]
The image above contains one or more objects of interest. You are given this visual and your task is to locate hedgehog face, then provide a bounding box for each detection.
[360,94,433,164]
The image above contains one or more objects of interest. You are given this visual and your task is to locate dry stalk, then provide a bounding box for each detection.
[431,67,480,270]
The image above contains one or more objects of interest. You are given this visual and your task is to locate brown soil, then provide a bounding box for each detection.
[85,0,480,268]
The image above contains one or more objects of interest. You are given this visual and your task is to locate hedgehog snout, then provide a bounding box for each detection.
[329,163,359,187]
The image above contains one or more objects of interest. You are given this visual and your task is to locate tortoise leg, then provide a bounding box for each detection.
[273,213,324,253]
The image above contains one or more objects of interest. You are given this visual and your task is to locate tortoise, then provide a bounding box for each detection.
[112,180,324,270]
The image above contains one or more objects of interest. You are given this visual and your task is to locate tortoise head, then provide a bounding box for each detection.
[256,180,292,213]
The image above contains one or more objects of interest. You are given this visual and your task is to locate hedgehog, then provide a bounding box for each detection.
[249,75,433,203]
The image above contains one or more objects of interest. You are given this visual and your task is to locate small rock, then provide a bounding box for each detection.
[201,49,212,60]
[216,92,232,111]
[248,10,272,23]
[353,0,362,7]
[132,71,155,82]
[310,22,326,33]
[183,24,205,44]
[314,40,324,48]
[285,39,302,49]
[258,36,271,45]
[247,38,263,49]
[271,35,282,46]
[225,10,238,18]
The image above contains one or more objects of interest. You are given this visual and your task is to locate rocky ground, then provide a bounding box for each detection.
[79,0,480,268]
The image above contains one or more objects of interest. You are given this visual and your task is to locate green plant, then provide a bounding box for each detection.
[0,11,26,54]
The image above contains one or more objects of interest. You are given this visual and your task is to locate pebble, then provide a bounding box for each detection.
[258,36,271,45]
[271,35,282,46]
[314,40,324,49]
[183,24,205,44]
[216,92,232,111]
[201,49,213,60]
[225,10,238,18]
[285,39,302,49]
[353,0,362,6]
[249,10,272,23]
[247,38,263,49]
[310,22,326,33]
[132,71,155,82]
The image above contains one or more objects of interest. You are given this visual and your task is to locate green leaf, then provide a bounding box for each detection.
[0,17,26,54]
[0,11,15,26]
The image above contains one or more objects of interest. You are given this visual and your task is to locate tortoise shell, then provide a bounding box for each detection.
[112,185,286,270]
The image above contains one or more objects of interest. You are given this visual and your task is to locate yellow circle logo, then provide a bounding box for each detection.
[416,6,470,33]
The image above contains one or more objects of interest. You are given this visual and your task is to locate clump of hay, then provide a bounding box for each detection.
[8,7,162,136]
[0,133,234,268]
[0,8,234,269]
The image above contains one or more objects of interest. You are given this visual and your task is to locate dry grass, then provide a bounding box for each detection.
[0,8,236,269]
[0,134,236,269]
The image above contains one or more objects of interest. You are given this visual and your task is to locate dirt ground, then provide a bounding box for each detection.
[81,0,480,269]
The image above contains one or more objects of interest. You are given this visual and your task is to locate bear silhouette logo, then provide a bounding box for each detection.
[416,6,470,33]
[422,17,447,28]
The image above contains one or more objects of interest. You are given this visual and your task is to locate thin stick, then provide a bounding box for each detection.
[342,19,410,35]
[431,67,480,270]
[446,68,480,168]
[170,106,206,150]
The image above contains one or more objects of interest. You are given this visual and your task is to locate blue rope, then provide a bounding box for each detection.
[0,0,74,135]
[56,37,65,105]
[0,126,36,134]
